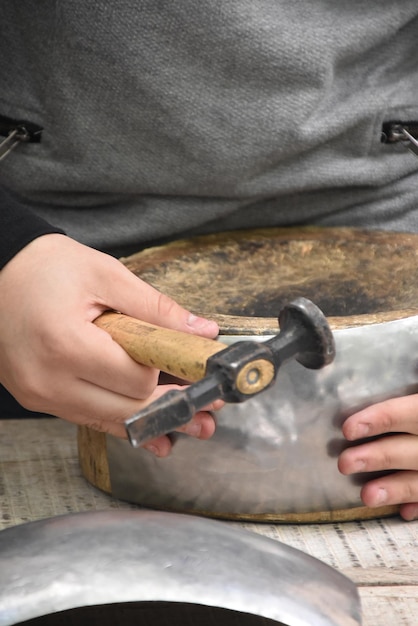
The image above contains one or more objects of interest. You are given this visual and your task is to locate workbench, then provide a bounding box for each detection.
[1,417,417,626]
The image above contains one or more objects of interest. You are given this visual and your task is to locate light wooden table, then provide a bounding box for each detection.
[1,418,418,625]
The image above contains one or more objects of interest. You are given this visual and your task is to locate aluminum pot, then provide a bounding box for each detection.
[78,227,418,521]
[0,510,360,626]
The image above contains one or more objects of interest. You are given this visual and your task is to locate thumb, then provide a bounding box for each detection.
[106,258,219,339]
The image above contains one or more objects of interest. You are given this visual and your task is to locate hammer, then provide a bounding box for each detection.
[95,297,335,447]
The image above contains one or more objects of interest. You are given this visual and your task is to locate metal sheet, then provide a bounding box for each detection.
[0,510,360,626]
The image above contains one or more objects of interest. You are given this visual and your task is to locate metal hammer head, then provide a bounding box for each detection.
[125,297,336,447]
[278,297,336,370]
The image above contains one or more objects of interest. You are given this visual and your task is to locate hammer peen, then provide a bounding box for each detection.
[94,297,335,447]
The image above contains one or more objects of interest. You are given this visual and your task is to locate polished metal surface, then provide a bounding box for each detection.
[0,510,360,626]
[108,315,418,516]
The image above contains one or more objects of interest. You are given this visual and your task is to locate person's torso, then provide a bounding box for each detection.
[1,1,418,251]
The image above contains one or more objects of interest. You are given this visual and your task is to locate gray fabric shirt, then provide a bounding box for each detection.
[1,1,418,255]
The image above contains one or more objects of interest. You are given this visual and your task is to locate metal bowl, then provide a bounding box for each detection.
[102,315,417,521]
[80,228,418,521]
[0,510,360,626]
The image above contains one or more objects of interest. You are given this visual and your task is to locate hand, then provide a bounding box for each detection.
[0,234,220,455]
[338,395,418,521]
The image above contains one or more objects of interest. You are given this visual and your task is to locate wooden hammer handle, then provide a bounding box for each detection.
[94,311,227,382]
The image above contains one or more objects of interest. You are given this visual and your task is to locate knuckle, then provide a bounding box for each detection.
[402,482,416,503]
[380,450,395,470]
[14,373,51,412]
[379,408,395,432]
[137,368,159,398]
[156,292,179,320]
[39,331,75,365]
[399,473,418,503]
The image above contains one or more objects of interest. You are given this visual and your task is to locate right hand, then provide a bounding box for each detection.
[0,234,220,455]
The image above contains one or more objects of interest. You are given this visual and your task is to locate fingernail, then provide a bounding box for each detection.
[348,422,371,440]
[356,423,372,438]
[375,488,388,505]
[185,422,202,437]
[353,459,367,472]
[144,444,160,457]
[187,314,218,332]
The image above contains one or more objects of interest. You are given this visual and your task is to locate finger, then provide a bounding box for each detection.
[29,378,154,427]
[77,321,160,398]
[342,395,418,441]
[399,502,418,521]
[141,397,222,457]
[76,408,217,450]
[176,410,217,439]
[45,382,219,445]
[338,434,418,475]
[359,470,418,508]
[104,260,219,338]
[141,409,218,458]
[12,320,160,407]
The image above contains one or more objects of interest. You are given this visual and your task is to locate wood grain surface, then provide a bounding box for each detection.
[121,227,418,333]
